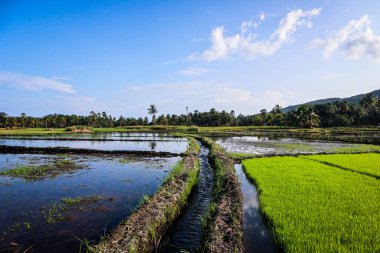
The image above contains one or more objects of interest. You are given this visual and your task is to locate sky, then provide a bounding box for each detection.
[0,0,380,117]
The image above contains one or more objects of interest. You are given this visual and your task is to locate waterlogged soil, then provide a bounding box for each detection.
[0,137,188,153]
[213,136,379,155]
[0,153,181,253]
[235,164,281,253]
[159,145,213,252]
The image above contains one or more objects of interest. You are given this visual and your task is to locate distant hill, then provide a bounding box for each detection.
[282,89,380,113]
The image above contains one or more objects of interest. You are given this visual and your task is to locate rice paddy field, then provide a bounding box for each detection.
[242,154,380,253]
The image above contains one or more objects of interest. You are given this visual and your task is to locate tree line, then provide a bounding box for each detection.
[1,94,379,129]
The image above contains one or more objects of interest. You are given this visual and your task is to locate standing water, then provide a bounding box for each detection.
[159,145,213,252]
[234,164,281,253]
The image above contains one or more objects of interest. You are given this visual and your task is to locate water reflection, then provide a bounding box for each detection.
[0,154,181,253]
[0,138,187,153]
[214,136,372,155]
[235,164,281,253]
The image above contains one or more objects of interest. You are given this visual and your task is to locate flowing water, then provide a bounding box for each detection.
[0,153,181,253]
[235,164,282,253]
[159,145,213,252]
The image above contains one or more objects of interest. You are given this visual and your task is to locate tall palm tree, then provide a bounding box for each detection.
[326,103,337,126]
[360,94,378,125]
[260,109,267,126]
[147,104,158,125]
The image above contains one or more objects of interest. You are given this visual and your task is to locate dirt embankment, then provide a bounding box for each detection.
[199,137,243,253]
[92,138,200,253]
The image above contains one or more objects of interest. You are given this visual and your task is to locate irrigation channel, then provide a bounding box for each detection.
[159,144,213,252]
[235,164,281,253]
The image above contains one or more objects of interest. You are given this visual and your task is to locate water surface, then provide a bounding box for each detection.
[214,136,376,155]
[159,145,213,252]
[0,153,180,253]
[235,164,281,253]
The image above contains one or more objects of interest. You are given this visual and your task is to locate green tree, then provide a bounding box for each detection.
[360,94,378,125]
[294,105,320,128]
[147,104,158,125]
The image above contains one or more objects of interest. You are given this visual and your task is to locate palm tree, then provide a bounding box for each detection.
[326,103,337,126]
[260,109,267,126]
[147,104,158,125]
[294,105,320,128]
[20,113,27,127]
[360,94,378,125]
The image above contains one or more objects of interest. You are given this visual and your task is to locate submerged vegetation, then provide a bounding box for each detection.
[0,159,82,180]
[242,154,380,252]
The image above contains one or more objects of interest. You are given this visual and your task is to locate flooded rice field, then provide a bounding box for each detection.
[1,132,186,142]
[159,145,213,252]
[0,147,181,252]
[213,136,378,155]
[0,133,188,153]
[235,164,280,253]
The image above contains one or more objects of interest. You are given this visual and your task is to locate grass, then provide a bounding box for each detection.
[332,143,380,153]
[0,159,81,180]
[242,155,380,253]
[302,153,380,178]
[44,194,105,224]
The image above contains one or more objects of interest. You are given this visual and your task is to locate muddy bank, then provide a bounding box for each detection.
[92,138,200,252]
[198,137,243,253]
[0,145,181,157]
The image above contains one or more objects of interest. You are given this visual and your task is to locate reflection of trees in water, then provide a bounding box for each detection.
[150,141,157,151]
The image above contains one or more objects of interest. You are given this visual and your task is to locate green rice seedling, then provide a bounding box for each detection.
[301,153,380,178]
[242,156,380,253]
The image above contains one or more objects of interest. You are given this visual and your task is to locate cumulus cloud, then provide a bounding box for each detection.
[0,71,75,93]
[190,8,321,61]
[177,67,209,76]
[310,15,380,60]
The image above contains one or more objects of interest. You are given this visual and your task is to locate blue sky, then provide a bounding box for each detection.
[0,0,379,117]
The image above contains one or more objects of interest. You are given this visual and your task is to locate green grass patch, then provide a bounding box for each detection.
[302,153,380,178]
[332,144,380,153]
[242,156,380,252]
[0,159,82,180]
[44,194,106,224]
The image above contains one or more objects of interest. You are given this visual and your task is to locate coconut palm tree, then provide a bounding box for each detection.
[294,105,320,128]
[360,94,378,125]
[260,109,267,126]
[147,104,158,125]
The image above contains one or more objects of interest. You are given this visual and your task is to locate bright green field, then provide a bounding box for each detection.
[302,153,380,178]
[242,155,380,253]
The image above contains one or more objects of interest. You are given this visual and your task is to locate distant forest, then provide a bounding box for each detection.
[1,94,379,128]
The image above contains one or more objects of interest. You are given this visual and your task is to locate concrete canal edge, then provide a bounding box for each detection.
[198,137,243,253]
[91,137,200,253]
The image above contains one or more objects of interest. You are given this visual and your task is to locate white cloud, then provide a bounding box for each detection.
[259,13,266,21]
[178,67,209,76]
[190,8,321,61]
[0,71,75,93]
[310,15,380,61]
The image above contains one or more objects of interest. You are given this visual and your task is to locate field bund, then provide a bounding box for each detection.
[93,138,201,252]
[242,154,380,252]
